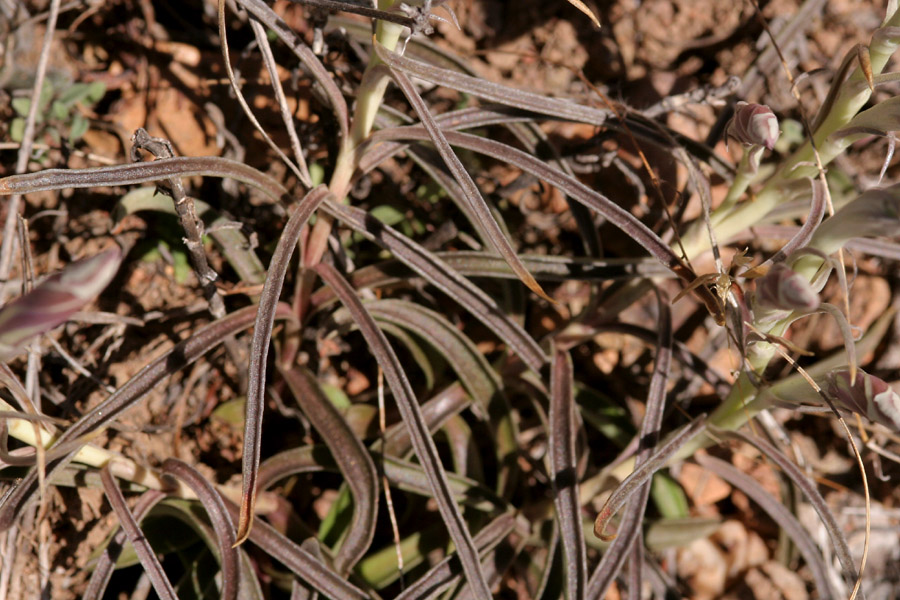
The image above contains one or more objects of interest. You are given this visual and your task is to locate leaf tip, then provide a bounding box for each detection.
[567,0,601,28]
[233,512,253,548]
[522,273,557,304]
[593,515,616,541]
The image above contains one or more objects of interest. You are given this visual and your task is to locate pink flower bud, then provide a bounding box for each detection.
[0,246,122,360]
[726,102,780,150]
[754,264,820,312]
[827,368,900,431]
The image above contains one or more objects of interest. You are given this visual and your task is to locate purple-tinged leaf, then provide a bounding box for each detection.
[369,127,724,322]
[550,346,586,600]
[592,418,706,542]
[278,366,377,573]
[321,200,547,372]
[256,444,502,512]
[162,459,240,600]
[381,52,554,303]
[0,246,121,360]
[694,454,838,599]
[751,177,827,271]
[395,513,519,600]
[315,262,492,599]
[379,383,471,459]
[374,43,610,126]
[100,467,178,600]
[220,496,369,599]
[237,185,331,547]
[83,489,166,600]
[711,427,859,588]
[0,303,297,532]
[363,299,518,495]
[588,291,672,599]
[0,156,289,198]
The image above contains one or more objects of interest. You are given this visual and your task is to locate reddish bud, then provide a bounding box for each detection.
[726,102,780,151]
[827,368,900,431]
[754,264,820,312]
[0,246,122,360]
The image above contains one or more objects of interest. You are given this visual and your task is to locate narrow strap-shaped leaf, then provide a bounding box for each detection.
[237,185,331,546]
[309,253,669,309]
[279,366,378,573]
[0,303,296,532]
[83,489,166,600]
[694,454,838,599]
[383,55,554,303]
[236,0,349,141]
[0,159,547,368]
[0,156,291,197]
[379,383,471,458]
[315,262,492,599]
[395,513,519,600]
[256,445,503,512]
[363,301,514,468]
[220,498,369,599]
[592,418,706,541]
[374,43,610,126]
[100,467,178,600]
[292,538,326,600]
[163,458,240,600]
[369,128,723,320]
[550,346,586,600]
[321,200,547,371]
[588,291,673,598]
[404,145,495,245]
[711,427,859,588]
[755,177,827,270]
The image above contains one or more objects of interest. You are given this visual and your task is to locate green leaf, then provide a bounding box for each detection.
[69,113,89,141]
[650,472,690,519]
[317,483,353,549]
[173,247,191,284]
[11,98,32,118]
[86,81,107,104]
[57,82,93,107]
[320,382,352,410]
[370,204,406,226]
[576,385,634,448]
[309,161,325,186]
[211,397,246,427]
[10,118,25,143]
[51,100,69,121]
[37,80,54,111]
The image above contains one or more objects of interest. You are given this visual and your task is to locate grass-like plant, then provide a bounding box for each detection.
[1,0,899,598]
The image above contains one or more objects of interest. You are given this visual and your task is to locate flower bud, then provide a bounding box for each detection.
[753,264,820,312]
[726,102,780,150]
[0,246,122,360]
[827,368,900,431]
